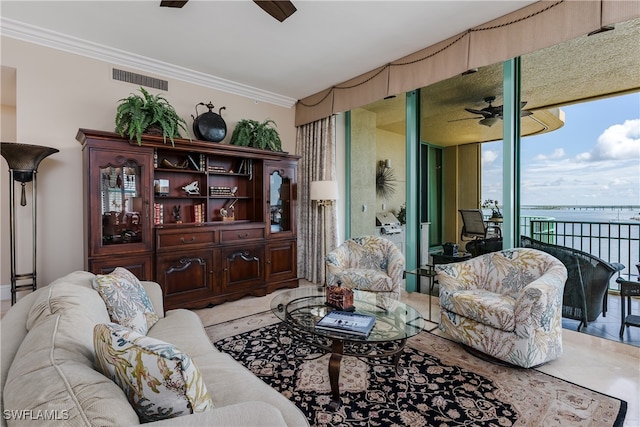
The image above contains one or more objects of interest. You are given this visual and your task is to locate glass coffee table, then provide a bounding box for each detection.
[270,286,425,410]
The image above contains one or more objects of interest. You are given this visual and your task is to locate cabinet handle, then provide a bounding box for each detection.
[180,236,197,243]
[238,232,249,239]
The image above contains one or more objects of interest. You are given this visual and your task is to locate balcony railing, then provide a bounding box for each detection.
[523,217,640,289]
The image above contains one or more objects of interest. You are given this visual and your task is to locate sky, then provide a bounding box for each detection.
[481,92,640,207]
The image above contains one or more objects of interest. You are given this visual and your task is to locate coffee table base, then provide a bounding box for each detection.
[277,322,407,410]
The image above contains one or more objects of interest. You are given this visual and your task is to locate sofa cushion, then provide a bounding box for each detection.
[94,323,214,423]
[4,281,140,426]
[93,267,159,334]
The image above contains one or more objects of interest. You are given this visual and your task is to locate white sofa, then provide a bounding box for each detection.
[0,271,309,426]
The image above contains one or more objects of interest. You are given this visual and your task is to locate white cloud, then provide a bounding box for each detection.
[534,148,565,161]
[576,119,640,162]
[482,150,499,165]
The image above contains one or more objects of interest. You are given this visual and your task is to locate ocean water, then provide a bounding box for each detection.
[521,207,640,223]
[517,207,640,275]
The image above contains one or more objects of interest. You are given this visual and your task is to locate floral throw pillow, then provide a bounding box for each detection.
[94,323,214,422]
[92,267,159,335]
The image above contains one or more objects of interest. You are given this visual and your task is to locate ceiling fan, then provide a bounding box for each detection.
[451,96,532,127]
[160,1,297,23]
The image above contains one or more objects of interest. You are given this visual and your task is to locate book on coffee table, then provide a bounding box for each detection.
[316,311,376,337]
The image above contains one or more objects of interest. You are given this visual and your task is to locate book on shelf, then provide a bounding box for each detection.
[316,311,376,337]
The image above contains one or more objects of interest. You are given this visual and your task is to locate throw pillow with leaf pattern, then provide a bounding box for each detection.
[94,323,214,422]
[93,267,158,334]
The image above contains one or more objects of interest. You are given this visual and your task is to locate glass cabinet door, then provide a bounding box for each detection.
[266,159,297,237]
[89,147,152,257]
[100,161,143,245]
[269,170,291,233]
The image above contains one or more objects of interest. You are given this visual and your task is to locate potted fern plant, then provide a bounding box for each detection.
[114,87,189,146]
[229,119,283,152]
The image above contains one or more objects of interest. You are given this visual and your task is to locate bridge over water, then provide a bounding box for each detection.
[523,205,640,211]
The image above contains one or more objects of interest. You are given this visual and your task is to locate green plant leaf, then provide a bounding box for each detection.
[113,86,189,146]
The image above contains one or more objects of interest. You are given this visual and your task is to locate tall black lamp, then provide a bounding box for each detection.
[1,142,59,304]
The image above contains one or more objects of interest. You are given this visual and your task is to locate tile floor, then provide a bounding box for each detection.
[2,284,639,426]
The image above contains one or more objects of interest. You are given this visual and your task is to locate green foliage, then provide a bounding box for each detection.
[396,203,406,225]
[229,119,283,152]
[114,87,189,146]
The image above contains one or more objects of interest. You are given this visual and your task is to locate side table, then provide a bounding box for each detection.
[616,275,640,338]
[404,265,438,329]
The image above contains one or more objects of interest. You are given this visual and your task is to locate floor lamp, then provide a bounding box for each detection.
[310,180,339,286]
[1,142,59,305]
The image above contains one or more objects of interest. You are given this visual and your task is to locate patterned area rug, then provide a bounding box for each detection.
[205,311,626,427]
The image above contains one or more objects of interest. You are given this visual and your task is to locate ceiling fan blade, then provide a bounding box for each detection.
[521,110,533,117]
[160,0,188,8]
[254,1,297,22]
[448,117,481,122]
[465,108,490,116]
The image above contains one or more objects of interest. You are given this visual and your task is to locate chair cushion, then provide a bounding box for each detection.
[94,323,214,423]
[335,268,394,292]
[93,267,159,335]
[444,289,516,331]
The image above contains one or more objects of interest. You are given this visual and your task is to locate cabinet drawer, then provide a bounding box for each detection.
[220,227,264,243]
[156,230,215,250]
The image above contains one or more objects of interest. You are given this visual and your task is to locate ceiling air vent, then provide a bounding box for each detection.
[112,68,168,91]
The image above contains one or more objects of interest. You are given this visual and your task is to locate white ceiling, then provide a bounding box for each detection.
[0,0,538,106]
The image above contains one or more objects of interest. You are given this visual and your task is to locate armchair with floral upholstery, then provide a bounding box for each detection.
[326,236,405,300]
[435,248,567,368]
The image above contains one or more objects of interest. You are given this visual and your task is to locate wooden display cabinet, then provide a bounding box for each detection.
[78,128,300,309]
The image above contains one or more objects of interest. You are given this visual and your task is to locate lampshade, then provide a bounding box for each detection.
[1,142,59,183]
[310,180,339,201]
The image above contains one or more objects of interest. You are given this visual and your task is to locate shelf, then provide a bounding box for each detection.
[208,195,249,199]
[155,195,208,200]
[155,167,205,174]
[208,171,250,177]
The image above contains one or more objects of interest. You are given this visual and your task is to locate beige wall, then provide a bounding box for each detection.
[0,36,296,297]
[375,129,405,217]
[350,108,377,237]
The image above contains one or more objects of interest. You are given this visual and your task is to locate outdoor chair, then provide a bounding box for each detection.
[436,248,567,368]
[520,236,625,330]
[459,209,502,241]
[326,235,404,300]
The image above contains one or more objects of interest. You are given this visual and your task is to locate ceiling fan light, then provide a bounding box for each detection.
[479,117,499,127]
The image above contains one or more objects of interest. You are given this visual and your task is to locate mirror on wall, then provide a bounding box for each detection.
[270,170,290,233]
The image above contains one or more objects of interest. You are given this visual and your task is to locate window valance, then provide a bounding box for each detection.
[295,0,639,127]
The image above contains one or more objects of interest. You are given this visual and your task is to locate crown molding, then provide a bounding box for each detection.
[0,18,297,108]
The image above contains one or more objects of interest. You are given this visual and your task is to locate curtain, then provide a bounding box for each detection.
[296,115,337,284]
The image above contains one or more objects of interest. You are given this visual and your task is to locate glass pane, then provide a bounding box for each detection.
[100,161,143,245]
[270,170,291,233]
[350,94,406,237]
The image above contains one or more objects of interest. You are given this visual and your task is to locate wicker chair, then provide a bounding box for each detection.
[520,236,625,330]
[326,236,404,300]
